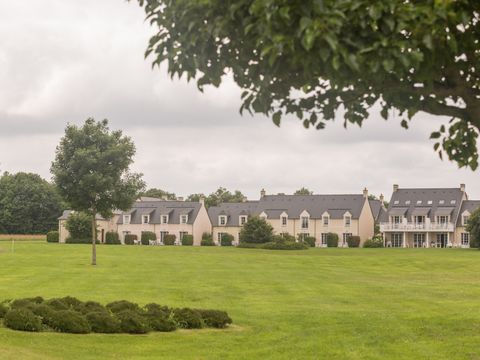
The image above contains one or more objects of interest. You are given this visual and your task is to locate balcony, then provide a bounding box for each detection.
[380,222,455,232]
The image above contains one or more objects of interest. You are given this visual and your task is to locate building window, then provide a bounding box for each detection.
[439,200,445,205]
[281,216,287,226]
[413,233,425,248]
[463,215,469,226]
[123,215,131,225]
[323,216,329,226]
[180,215,188,224]
[427,200,433,205]
[217,232,225,242]
[344,216,351,227]
[240,216,247,225]
[179,231,188,240]
[161,215,169,224]
[321,233,328,246]
[219,216,227,226]
[416,200,422,205]
[160,231,169,242]
[392,233,403,247]
[301,216,309,229]
[342,233,352,246]
[394,200,399,205]
[437,216,448,224]
[142,215,150,224]
[461,233,470,246]
[450,200,456,205]
[405,200,411,205]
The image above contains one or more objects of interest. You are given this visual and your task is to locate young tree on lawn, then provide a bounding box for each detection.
[466,208,480,248]
[51,118,145,265]
[134,1,480,169]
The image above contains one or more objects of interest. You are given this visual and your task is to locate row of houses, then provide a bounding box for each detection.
[58,184,480,248]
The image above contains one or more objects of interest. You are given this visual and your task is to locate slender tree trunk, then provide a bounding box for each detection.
[91,210,97,266]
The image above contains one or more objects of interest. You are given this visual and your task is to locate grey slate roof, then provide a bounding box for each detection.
[384,187,465,223]
[58,210,107,221]
[457,200,480,226]
[117,200,201,225]
[208,194,367,226]
[368,199,382,221]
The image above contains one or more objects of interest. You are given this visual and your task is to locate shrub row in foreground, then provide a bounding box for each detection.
[0,297,232,334]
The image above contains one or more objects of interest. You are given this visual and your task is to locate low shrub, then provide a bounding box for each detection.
[143,304,177,332]
[0,303,9,318]
[105,231,121,245]
[106,300,140,314]
[236,242,263,249]
[77,301,108,315]
[49,310,91,334]
[116,310,149,334]
[45,298,69,311]
[303,236,316,247]
[326,233,339,248]
[201,238,215,246]
[220,233,234,246]
[60,296,83,309]
[363,237,384,248]
[143,303,171,317]
[46,231,59,243]
[4,308,42,332]
[163,234,176,246]
[262,241,308,250]
[65,237,99,244]
[279,233,296,242]
[202,232,212,241]
[347,236,361,248]
[141,231,156,245]
[181,234,194,246]
[30,304,57,327]
[196,309,232,329]
[124,234,137,245]
[173,308,203,329]
[86,311,120,333]
[10,297,43,309]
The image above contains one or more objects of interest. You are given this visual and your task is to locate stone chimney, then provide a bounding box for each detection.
[260,188,266,198]
[379,193,385,205]
[460,184,466,192]
[363,187,368,198]
[199,196,205,206]
[393,184,399,192]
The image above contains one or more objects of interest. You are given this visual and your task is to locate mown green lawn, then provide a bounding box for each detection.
[0,241,479,360]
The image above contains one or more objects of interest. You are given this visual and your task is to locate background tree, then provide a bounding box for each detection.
[239,216,273,244]
[140,188,176,200]
[187,187,246,208]
[135,1,480,169]
[65,212,92,240]
[0,172,65,234]
[294,187,313,195]
[466,208,480,248]
[51,118,145,265]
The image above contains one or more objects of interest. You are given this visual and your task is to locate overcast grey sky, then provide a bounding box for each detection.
[0,1,479,200]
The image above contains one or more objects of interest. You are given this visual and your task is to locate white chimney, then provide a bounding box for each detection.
[460,184,466,192]
[260,188,266,198]
[393,184,399,192]
[363,187,368,198]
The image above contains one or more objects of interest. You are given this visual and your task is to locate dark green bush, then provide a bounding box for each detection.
[141,231,157,245]
[276,233,296,242]
[173,308,203,329]
[347,235,361,248]
[4,308,42,332]
[30,304,57,327]
[124,234,137,245]
[363,237,384,248]
[45,298,69,311]
[163,234,176,246]
[202,232,212,241]
[200,238,215,246]
[262,241,308,250]
[236,242,263,249]
[60,296,83,309]
[0,303,8,318]
[303,236,316,247]
[10,297,43,309]
[76,301,108,315]
[105,231,121,244]
[49,310,91,334]
[116,310,149,334]
[46,231,59,243]
[65,212,91,239]
[144,303,171,317]
[86,311,120,333]
[220,233,234,246]
[106,300,141,314]
[181,234,194,246]
[326,233,339,247]
[196,309,232,328]
[65,237,99,244]
[239,216,273,244]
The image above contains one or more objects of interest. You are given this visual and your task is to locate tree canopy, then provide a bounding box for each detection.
[141,188,176,200]
[294,187,313,195]
[187,187,246,208]
[51,118,145,264]
[239,216,273,244]
[466,208,480,248]
[0,172,65,234]
[135,0,480,169]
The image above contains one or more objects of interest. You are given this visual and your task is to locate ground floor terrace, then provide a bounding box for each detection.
[382,231,471,248]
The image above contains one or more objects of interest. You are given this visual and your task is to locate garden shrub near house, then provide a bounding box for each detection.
[124,234,137,245]
[303,236,316,247]
[220,233,234,246]
[181,234,194,246]
[46,231,59,243]
[201,232,215,246]
[363,236,384,248]
[4,308,42,332]
[262,241,308,250]
[326,233,339,247]
[163,234,176,246]
[65,212,92,240]
[141,231,156,245]
[105,231,120,245]
[239,216,273,244]
[347,236,361,248]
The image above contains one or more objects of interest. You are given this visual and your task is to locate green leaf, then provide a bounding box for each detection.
[422,33,433,50]
[430,132,441,139]
[382,59,394,72]
[272,111,281,127]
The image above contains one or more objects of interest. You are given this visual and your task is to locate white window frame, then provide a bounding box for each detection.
[413,233,425,248]
[180,214,188,224]
[392,216,401,224]
[142,215,150,224]
[342,233,352,246]
[239,216,247,225]
[437,215,448,224]
[463,215,469,226]
[301,216,309,229]
[344,216,351,227]
[217,232,225,242]
[161,215,169,224]
[123,215,131,225]
[392,233,403,247]
[323,216,329,226]
[219,215,227,226]
[461,233,470,247]
[281,216,288,226]
[160,231,169,242]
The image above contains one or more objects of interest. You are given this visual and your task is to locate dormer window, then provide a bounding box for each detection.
[439,200,445,205]
[345,216,351,226]
[323,216,329,226]
[427,200,432,205]
[161,215,169,224]
[281,216,287,226]
[142,215,150,224]
[405,200,411,205]
[301,216,309,229]
[463,215,469,226]
[416,200,422,205]
[180,214,188,224]
[123,215,131,225]
[394,200,399,205]
[239,216,247,225]
[219,215,227,226]
[450,200,456,205]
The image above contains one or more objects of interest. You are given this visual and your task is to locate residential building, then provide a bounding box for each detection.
[58,211,120,243]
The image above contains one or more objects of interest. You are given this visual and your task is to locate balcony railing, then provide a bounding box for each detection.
[379,222,455,232]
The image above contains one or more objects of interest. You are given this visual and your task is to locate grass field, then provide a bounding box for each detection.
[0,241,479,360]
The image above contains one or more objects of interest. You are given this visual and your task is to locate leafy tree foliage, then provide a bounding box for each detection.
[140,188,176,200]
[135,0,480,169]
[0,172,64,234]
[51,118,145,265]
[65,212,92,240]
[187,187,246,208]
[239,216,273,244]
[294,187,313,195]
[466,208,480,248]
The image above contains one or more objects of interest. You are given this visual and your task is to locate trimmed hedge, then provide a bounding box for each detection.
[181,234,194,246]
[262,241,308,250]
[86,311,120,333]
[347,236,361,248]
[163,234,176,246]
[201,238,215,246]
[4,308,42,332]
[49,310,91,334]
[141,231,157,245]
[326,233,339,247]
[106,300,140,314]
[65,237,99,244]
[124,234,137,245]
[117,310,149,334]
[46,231,59,243]
[105,231,121,245]
[220,233,234,246]
[303,236,316,247]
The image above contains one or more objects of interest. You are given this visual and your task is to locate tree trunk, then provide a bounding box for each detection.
[91,211,97,266]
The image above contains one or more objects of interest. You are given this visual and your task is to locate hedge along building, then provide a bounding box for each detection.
[209,188,378,247]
